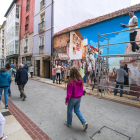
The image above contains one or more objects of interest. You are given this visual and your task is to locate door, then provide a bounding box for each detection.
[44,60,50,78]
[37,60,40,76]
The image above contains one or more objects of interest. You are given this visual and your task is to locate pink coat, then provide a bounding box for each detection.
[52,68,56,76]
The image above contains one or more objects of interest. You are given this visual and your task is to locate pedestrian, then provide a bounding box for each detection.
[64,68,88,131]
[0,68,11,109]
[10,62,15,69]
[124,64,130,86]
[56,63,61,84]
[61,62,64,81]
[24,64,28,72]
[5,63,16,97]
[121,10,140,53]
[0,113,7,140]
[67,65,70,80]
[114,64,129,97]
[15,64,28,101]
[52,65,56,83]
[29,64,34,78]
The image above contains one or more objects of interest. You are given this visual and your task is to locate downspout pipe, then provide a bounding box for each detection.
[51,0,54,79]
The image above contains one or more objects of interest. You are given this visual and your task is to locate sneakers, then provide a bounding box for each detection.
[64,121,72,128]
[2,136,7,140]
[5,105,8,109]
[22,96,27,101]
[83,122,88,131]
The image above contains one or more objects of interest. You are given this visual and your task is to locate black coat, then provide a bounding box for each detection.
[15,68,28,85]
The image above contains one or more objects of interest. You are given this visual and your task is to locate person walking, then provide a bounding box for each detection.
[5,63,16,96]
[124,64,130,86]
[121,10,140,53]
[64,68,88,131]
[15,64,28,101]
[29,64,34,78]
[0,68,11,109]
[56,63,61,84]
[52,65,56,83]
[24,64,28,72]
[10,62,15,69]
[0,113,7,140]
[114,64,129,97]
[61,63,64,82]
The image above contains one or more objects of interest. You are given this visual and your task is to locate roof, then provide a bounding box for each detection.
[1,21,6,29]
[4,0,18,17]
[54,3,140,37]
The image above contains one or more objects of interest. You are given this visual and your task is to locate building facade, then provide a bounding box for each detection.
[4,0,22,67]
[33,0,53,78]
[0,21,6,68]
[19,0,35,67]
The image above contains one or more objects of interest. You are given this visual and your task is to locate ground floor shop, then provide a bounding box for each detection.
[33,54,51,79]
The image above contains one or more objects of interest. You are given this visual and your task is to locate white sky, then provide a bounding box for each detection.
[0,0,140,25]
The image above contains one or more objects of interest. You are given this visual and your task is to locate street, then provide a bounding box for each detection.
[7,79,140,140]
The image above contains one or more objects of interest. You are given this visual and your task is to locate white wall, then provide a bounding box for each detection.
[54,0,131,33]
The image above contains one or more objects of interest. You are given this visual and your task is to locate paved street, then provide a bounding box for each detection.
[9,79,140,140]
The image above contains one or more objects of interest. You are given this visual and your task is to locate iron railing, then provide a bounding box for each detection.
[24,46,28,53]
[40,0,45,10]
[25,24,28,31]
[39,45,44,54]
[26,4,29,12]
[38,21,45,32]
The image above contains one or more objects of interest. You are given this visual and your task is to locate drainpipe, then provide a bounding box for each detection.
[51,0,54,79]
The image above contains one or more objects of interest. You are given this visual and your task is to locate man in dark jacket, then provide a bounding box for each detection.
[15,64,28,101]
[0,67,11,109]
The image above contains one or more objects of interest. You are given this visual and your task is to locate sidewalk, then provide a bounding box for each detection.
[0,102,32,140]
[31,76,140,109]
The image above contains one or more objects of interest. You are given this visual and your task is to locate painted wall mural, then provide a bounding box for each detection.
[53,11,140,96]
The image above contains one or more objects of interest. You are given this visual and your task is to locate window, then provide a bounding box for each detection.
[25,16,29,31]
[26,0,29,12]
[16,5,19,18]
[2,39,4,48]
[15,23,19,36]
[38,13,45,32]
[2,30,4,38]
[15,41,19,54]
[24,39,28,53]
[39,36,44,54]
[40,0,45,10]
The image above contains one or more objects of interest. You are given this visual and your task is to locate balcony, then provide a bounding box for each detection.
[24,46,28,53]
[2,45,4,48]
[39,45,44,54]
[26,4,29,12]
[25,24,28,31]
[38,21,45,32]
[40,0,45,10]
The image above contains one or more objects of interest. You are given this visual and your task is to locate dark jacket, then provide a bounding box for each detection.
[24,66,28,72]
[0,72,11,88]
[15,68,28,85]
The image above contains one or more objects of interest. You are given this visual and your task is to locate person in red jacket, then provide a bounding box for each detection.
[64,68,88,131]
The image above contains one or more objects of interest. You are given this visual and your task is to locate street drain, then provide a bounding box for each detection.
[91,126,131,140]
[1,111,12,117]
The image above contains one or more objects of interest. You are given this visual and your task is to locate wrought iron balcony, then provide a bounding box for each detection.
[39,45,44,54]
[24,46,28,53]
[25,24,28,31]
[38,21,45,32]
[26,4,29,12]
[40,0,45,10]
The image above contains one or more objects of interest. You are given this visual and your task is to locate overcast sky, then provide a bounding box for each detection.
[0,0,140,25]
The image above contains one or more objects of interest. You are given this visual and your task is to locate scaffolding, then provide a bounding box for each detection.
[97,27,140,98]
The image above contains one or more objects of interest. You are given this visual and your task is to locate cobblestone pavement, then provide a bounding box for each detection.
[8,79,140,140]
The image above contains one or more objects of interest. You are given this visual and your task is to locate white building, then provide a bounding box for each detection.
[54,0,131,33]
[4,4,21,66]
[0,21,6,68]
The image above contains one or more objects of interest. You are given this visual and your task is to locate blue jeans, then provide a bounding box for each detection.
[0,87,9,105]
[8,83,11,95]
[61,71,64,81]
[67,98,86,126]
[53,75,56,83]
[114,82,124,96]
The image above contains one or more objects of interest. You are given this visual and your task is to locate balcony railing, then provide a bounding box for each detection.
[26,4,29,12]
[24,46,28,53]
[39,45,44,54]
[40,0,45,10]
[38,21,45,32]
[25,24,28,31]
[2,45,4,48]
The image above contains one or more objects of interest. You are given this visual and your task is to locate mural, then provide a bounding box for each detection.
[53,11,140,96]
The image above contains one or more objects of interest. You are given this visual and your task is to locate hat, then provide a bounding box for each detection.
[129,10,134,13]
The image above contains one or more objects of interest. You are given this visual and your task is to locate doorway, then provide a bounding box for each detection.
[37,60,40,76]
[44,60,50,78]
